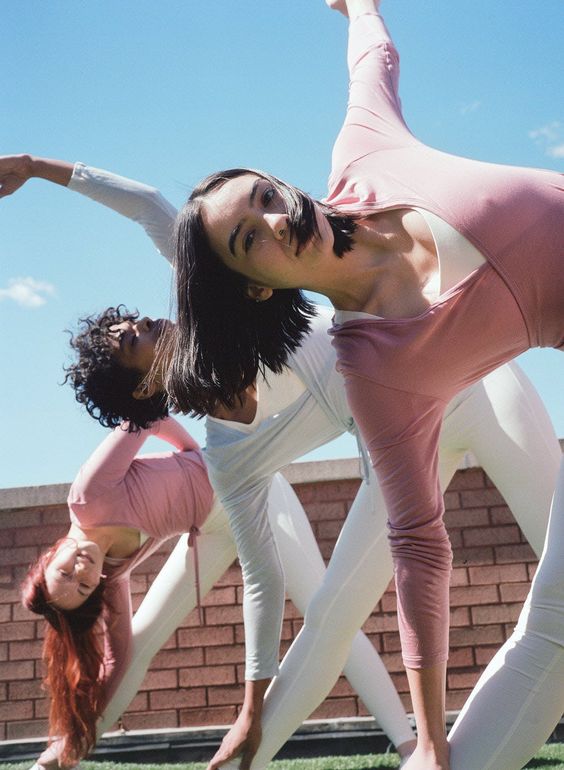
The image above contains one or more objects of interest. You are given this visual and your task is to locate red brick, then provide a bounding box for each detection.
[471,603,522,625]
[499,582,531,603]
[0,584,24,604]
[0,621,35,643]
[443,492,461,511]
[139,668,178,691]
[14,524,66,546]
[150,687,206,710]
[0,511,41,529]
[490,506,516,525]
[328,677,355,698]
[527,563,538,581]
[9,639,44,660]
[205,605,243,626]
[448,647,474,667]
[463,526,521,548]
[460,489,506,508]
[444,508,489,529]
[312,480,361,503]
[475,645,500,666]
[178,625,234,648]
[179,705,237,727]
[12,603,39,622]
[0,531,15,548]
[450,624,505,647]
[447,469,486,490]
[208,684,245,706]
[380,593,397,612]
[203,587,237,606]
[453,547,494,566]
[0,643,7,662]
[152,648,194,669]
[449,607,470,627]
[179,665,236,688]
[0,660,34,681]
[363,614,399,633]
[123,691,148,713]
[7,718,49,739]
[0,546,39,567]
[450,568,469,587]
[468,563,528,585]
[312,697,359,719]
[303,502,347,522]
[379,652,405,673]
[495,544,537,564]
[121,709,178,730]
[316,520,344,539]
[449,530,463,549]
[382,632,402,653]
[0,605,10,623]
[0,699,33,720]
[446,688,474,710]
[448,670,481,690]
[205,645,245,666]
[449,585,499,606]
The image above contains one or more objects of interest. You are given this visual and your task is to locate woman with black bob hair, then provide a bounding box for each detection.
[165,1,564,768]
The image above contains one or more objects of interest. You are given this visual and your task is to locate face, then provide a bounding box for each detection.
[44,539,105,611]
[108,316,172,378]
[200,173,335,293]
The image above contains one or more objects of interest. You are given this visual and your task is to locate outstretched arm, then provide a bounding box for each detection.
[69,417,196,509]
[327,0,417,189]
[0,154,177,262]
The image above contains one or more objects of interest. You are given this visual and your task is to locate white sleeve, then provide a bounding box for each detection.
[67,163,178,263]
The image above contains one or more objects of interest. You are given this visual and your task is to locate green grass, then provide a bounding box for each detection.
[2,745,564,770]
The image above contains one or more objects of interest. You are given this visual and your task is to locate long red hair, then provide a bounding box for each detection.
[21,541,107,766]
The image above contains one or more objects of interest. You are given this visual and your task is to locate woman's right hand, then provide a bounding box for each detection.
[0,154,34,199]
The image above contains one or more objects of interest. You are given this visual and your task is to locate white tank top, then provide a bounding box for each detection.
[335,208,486,323]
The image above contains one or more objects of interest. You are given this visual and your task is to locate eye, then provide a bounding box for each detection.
[243,231,256,253]
[58,569,71,579]
[262,187,275,207]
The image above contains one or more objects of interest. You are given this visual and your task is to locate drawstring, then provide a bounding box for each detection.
[354,425,371,483]
[188,525,204,624]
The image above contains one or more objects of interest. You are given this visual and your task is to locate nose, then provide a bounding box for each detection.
[135,317,153,333]
[265,213,288,241]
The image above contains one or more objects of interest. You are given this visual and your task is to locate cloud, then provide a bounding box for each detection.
[548,143,564,159]
[0,277,56,308]
[459,100,481,116]
[529,121,564,158]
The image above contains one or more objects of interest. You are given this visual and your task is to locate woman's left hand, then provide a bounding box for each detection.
[206,710,262,770]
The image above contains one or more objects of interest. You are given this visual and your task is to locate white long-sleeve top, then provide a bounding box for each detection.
[66,162,537,681]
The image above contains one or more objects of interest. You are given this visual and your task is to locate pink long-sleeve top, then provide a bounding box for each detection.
[327,13,564,668]
[68,418,213,707]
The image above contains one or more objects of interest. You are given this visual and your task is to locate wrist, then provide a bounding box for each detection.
[29,156,74,187]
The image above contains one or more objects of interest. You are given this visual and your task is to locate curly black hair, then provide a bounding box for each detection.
[64,306,169,430]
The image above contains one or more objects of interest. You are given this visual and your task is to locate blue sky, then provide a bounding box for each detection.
[1,1,563,488]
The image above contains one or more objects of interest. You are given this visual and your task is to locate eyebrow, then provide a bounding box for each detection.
[228,178,260,257]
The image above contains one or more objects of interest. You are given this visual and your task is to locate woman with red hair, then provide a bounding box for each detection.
[21,416,211,767]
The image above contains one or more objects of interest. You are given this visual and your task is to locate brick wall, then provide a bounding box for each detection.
[0,460,543,742]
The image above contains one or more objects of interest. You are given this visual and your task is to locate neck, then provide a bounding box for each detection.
[67,522,115,556]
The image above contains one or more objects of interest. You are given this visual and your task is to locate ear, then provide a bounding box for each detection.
[132,379,158,401]
[246,284,274,302]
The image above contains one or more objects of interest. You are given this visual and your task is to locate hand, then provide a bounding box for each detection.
[206,710,262,770]
[0,154,34,199]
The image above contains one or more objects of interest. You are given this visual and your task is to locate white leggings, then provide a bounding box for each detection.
[220,363,562,770]
[97,475,414,746]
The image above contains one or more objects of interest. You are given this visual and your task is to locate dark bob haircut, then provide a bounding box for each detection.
[165,168,356,416]
[65,306,169,430]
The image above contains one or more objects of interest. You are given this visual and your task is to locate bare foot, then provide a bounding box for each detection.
[401,744,450,770]
[325,0,348,17]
